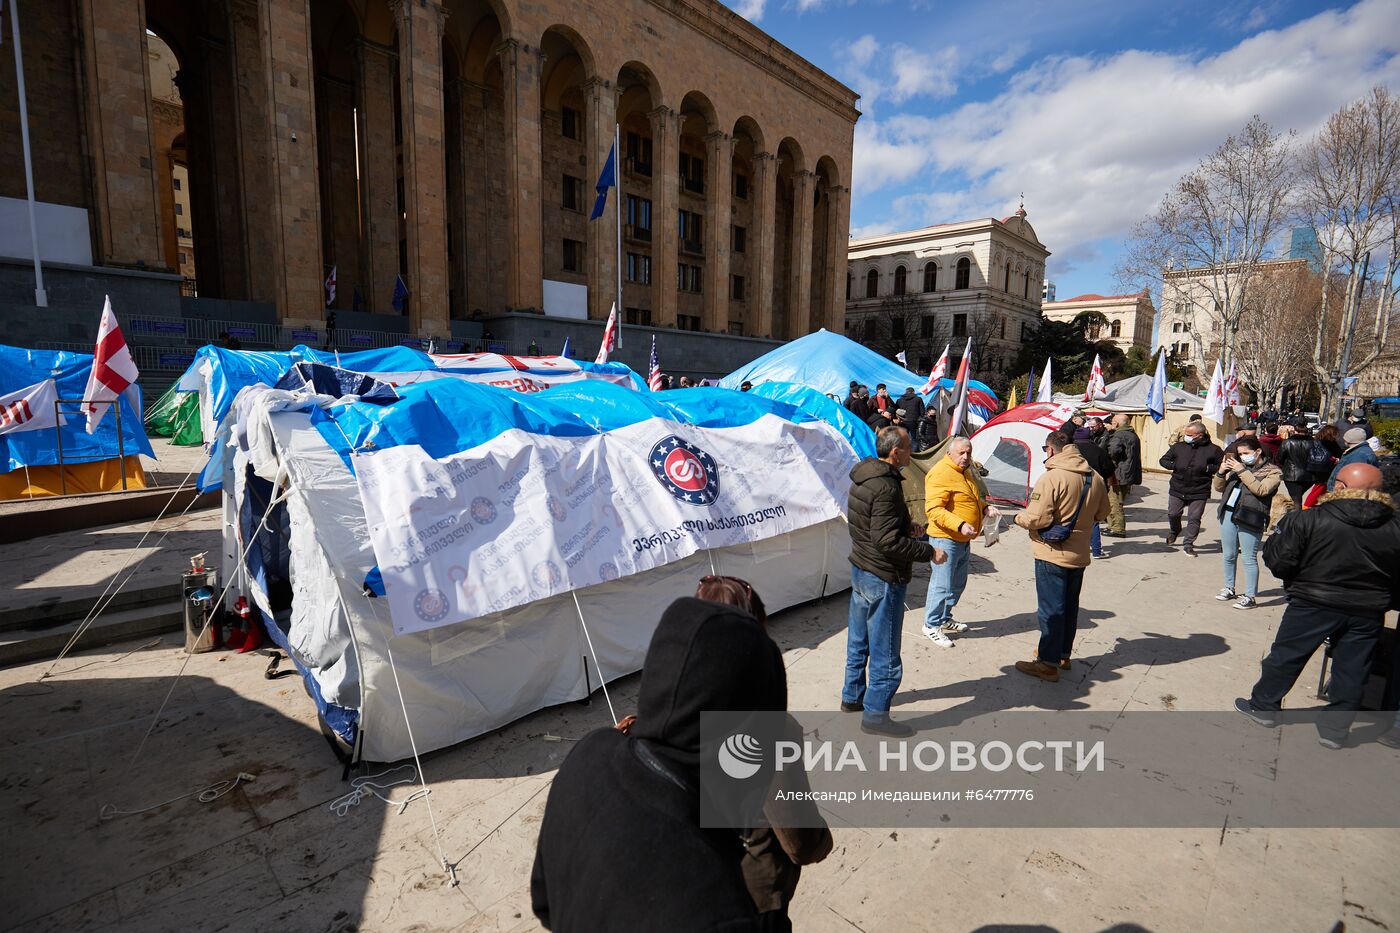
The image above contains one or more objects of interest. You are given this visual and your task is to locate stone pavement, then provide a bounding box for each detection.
[2,475,1396,932]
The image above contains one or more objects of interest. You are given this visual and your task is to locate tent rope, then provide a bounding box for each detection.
[570,589,618,726]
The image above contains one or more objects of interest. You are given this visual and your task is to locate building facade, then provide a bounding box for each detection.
[0,0,857,344]
[844,211,1050,378]
[1041,291,1153,353]
[1160,258,1310,371]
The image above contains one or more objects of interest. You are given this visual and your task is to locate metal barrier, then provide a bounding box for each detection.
[54,398,127,494]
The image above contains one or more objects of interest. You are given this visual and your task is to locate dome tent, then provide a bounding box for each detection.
[969,402,1079,507]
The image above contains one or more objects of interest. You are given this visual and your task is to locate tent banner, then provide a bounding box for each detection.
[354,414,856,634]
[0,378,63,436]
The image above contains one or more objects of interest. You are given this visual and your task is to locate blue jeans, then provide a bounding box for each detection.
[923,538,970,631]
[1220,511,1261,597]
[1090,523,1103,557]
[843,567,907,718]
[1034,559,1084,663]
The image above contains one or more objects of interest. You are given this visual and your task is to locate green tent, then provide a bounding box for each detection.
[146,384,203,446]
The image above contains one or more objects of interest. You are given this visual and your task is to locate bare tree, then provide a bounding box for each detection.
[1233,263,1323,408]
[1118,116,1295,366]
[1299,87,1400,417]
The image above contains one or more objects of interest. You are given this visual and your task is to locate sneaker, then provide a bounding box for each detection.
[1215,588,1236,601]
[1091,551,1105,559]
[861,716,915,738]
[1166,532,1178,546]
[1014,659,1060,683]
[1234,697,1276,728]
[1317,735,1344,750]
[840,700,864,713]
[1377,728,1400,749]
[1183,544,1196,557]
[1102,529,1126,538]
[940,621,969,633]
[922,628,954,648]
[1234,595,1257,610]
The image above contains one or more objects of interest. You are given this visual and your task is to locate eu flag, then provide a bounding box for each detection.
[590,141,617,220]
[392,274,409,313]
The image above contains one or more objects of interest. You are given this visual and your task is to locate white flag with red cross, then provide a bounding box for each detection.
[82,295,141,434]
[595,302,620,364]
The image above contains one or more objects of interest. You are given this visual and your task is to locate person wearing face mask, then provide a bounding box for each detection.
[1159,422,1223,556]
[1212,436,1282,609]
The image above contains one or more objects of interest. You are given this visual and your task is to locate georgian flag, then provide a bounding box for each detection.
[1225,361,1241,406]
[82,296,140,433]
[647,336,663,391]
[1202,359,1226,422]
[946,337,974,437]
[918,344,949,395]
[1084,354,1106,401]
[0,378,64,436]
[324,266,337,306]
[595,301,620,364]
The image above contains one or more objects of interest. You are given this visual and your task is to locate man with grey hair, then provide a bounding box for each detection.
[923,435,993,647]
[843,426,944,737]
[1159,420,1222,556]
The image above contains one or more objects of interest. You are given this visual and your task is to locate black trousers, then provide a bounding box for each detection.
[1250,600,1383,738]
[1166,494,1207,545]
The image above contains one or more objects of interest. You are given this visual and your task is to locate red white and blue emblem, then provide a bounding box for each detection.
[649,435,720,505]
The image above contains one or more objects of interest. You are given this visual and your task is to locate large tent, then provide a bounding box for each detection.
[0,344,154,499]
[216,378,856,761]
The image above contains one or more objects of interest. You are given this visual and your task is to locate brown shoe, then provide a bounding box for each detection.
[1015,659,1060,682]
[1059,658,1071,670]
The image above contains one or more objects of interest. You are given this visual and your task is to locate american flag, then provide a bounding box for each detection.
[647,336,663,391]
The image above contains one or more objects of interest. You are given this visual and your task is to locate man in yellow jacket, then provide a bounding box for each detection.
[923,437,995,647]
[1013,430,1110,682]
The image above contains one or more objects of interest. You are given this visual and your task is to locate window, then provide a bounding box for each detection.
[1182,322,1191,333]
[173,177,182,191]
[561,106,581,141]
[728,321,744,335]
[624,307,652,325]
[920,315,935,339]
[865,269,878,298]
[894,265,907,296]
[731,274,745,300]
[955,257,971,290]
[953,313,968,338]
[1172,322,1181,333]
[562,174,584,211]
[677,314,701,331]
[175,202,184,216]
[1023,271,1031,298]
[733,173,748,199]
[918,354,931,372]
[1005,261,1012,291]
[626,252,652,285]
[563,238,584,272]
[1020,322,1029,342]
[679,152,705,194]
[626,132,653,176]
[862,318,877,339]
[679,210,703,253]
[891,317,905,340]
[1000,317,1006,339]
[923,262,937,292]
[626,195,652,240]
[677,263,702,293]
[731,225,746,254]
[1110,320,1122,338]
[178,251,187,264]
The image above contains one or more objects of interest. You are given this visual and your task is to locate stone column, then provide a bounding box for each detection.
[649,106,680,328]
[702,131,733,333]
[356,38,399,314]
[77,0,164,268]
[498,38,543,312]
[787,170,815,337]
[749,152,777,337]
[315,73,360,309]
[391,0,450,337]
[228,0,278,306]
[824,184,850,335]
[444,77,469,319]
[260,0,324,323]
[585,78,619,321]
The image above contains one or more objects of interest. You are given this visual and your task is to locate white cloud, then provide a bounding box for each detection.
[845,34,879,67]
[889,46,958,101]
[731,0,766,20]
[850,0,1400,283]
[989,42,1028,75]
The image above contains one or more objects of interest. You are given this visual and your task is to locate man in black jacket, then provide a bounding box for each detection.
[843,426,942,738]
[1159,421,1222,555]
[893,387,926,449]
[1236,463,1400,748]
[1105,413,1141,537]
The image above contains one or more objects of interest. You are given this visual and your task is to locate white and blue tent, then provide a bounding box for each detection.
[216,378,856,761]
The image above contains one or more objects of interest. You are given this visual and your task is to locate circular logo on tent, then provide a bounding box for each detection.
[470,496,497,525]
[598,561,618,582]
[414,588,451,623]
[717,732,764,780]
[532,560,562,589]
[649,436,720,505]
[547,495,568,523]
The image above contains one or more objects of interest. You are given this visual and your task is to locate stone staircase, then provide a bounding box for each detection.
[0,582,185,668]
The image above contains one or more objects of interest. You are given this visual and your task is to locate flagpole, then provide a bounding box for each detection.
[614,122,622,348]
[9,0,47,307]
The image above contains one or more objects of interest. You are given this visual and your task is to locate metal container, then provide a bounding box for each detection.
[183,568,220,654]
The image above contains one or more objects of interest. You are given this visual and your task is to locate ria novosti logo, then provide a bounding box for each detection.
[649,435,720,505]
[717,732,764,779]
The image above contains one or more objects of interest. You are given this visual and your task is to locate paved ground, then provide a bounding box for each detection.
[3,474,1397,932]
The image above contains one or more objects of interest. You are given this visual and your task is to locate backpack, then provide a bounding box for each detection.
[1305,441,1333,477]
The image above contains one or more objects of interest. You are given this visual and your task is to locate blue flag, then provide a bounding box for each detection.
[1146,348,1167,423]
[561,336,572,358]
[392,274,409,313]
[1026,364,1036,405]
[590,141,617,220]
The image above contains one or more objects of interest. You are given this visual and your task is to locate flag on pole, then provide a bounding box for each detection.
[1026,363,1036,406]
[391,274,409,313]
[1146,348,1167,423]
[1006,384,1018,410]
[0,378,63,436]
[1225,361,1241,406]
[590,140,617,220]
[324,266,336,306]
[82,295,140,433]
[918,344,949,394]
[1201,359,1225,423]
[595,302,620,364]
[947,337,974,437]
[647,336,663,391]
[895,350,907,367]
[561,336,572,358]
[1036,357,1054,403]
[1084,354,1106,401]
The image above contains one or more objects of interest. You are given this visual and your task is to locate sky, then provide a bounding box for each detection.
[727,0,1400,301]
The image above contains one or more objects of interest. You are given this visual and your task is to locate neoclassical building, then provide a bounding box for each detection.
[0,0,856,343]
[844,211,1050,378]
[1041,291,1154,353]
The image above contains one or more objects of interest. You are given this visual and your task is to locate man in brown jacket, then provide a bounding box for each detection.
[1013,430,1110,682]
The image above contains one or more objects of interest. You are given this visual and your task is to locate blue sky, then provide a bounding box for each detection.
[730,0,1400,300]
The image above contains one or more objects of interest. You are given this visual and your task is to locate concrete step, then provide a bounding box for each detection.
[0,582,181,634]
[0,600,186,668]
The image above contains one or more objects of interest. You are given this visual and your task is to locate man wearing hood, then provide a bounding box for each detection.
[1013,430,1109,680]
[844,426,940,736]
[1236,463,1400,749]
[531,597,794,931]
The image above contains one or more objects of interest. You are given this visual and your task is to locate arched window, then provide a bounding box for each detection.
[894,265,907,295]
[1005,262,1012,291]
[1110,320,1122,338]
[955,257,970,290]
[923,262,937,292]
[1024,271,1031,298]
[865,268,878,298]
